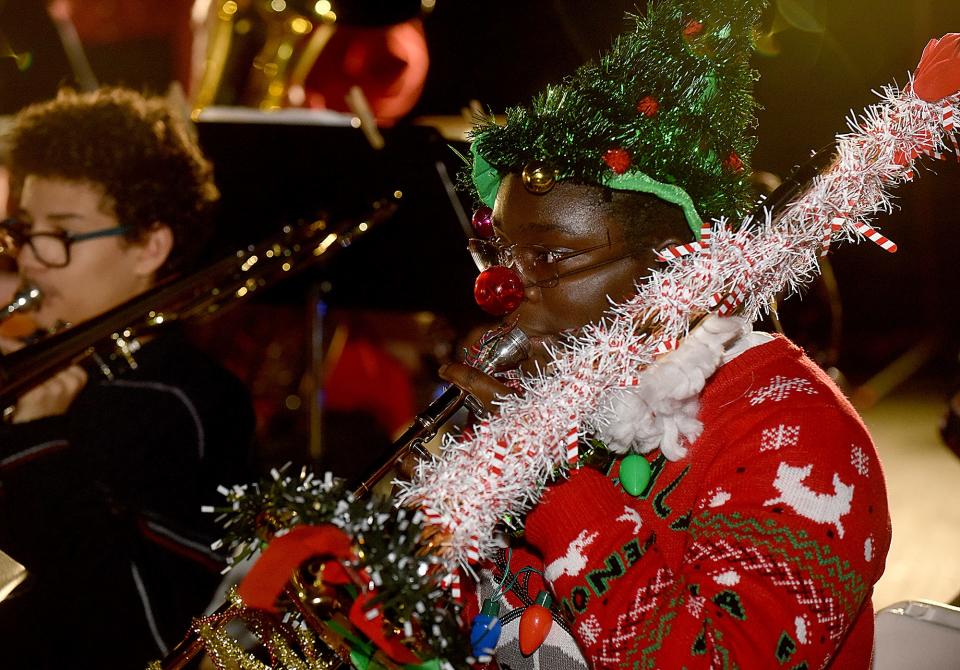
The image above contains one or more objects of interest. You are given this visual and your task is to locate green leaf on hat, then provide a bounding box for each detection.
[472,146,501,209]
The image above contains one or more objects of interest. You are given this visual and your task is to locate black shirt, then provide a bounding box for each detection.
[0,329,254,668]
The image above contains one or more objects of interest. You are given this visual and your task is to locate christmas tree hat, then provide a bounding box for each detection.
[470,0,769,238]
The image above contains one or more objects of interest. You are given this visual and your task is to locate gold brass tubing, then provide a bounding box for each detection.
[193,0,240,113]
[251,5,315,110]
[256,33,298,109]
[287,21,337,99]
[283,584,352,669]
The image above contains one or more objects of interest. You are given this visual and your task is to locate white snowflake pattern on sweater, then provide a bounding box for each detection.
[761,424,800,452]
[748,376,818,405]
[851,445,870,477]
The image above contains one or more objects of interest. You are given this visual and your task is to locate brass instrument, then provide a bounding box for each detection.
[0,198,398,408]
[192,0,337,113]
[352,326,531,498]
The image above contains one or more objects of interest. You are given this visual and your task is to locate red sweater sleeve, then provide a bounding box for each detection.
[525,343,890,669]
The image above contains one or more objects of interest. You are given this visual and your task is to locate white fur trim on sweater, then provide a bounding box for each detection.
[596,315,751,460]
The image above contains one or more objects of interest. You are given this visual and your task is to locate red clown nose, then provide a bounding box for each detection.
[474,265,525,316]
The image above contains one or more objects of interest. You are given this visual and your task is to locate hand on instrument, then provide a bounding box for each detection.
[0,335,23,355]
[438,362,518,416]
[11,365,88,423]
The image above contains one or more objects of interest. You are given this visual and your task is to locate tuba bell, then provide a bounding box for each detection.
[192,0,338,113]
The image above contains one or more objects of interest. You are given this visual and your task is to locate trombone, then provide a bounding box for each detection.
[0,198,398,408]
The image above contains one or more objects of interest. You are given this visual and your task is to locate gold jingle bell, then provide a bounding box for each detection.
[521,161,558,194]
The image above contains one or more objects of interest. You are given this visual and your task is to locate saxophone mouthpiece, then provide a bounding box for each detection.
[479,326,532,374]
[0,284,43,324]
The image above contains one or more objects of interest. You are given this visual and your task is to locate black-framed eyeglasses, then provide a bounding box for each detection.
[467,230,635,288]
[0,218,130,268]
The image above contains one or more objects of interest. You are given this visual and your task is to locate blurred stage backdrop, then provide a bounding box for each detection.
[2,0,960,484]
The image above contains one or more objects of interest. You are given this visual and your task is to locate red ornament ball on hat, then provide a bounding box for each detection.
[471,206,495,239]
[723,151,745,173]
[474,266,525,316]
[603,148,632,175]
[637,95,660,117]
[683,19,705,39]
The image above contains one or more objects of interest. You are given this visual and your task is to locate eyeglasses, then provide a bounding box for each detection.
[467,231,635,288]
[0,218,130,268]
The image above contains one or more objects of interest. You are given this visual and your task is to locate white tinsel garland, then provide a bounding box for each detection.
[397,79,960,570]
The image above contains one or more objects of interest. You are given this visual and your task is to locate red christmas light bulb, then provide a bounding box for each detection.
[519,590,554,656]
[474,265,525,316]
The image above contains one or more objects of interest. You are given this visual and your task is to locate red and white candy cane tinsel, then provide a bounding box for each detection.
[397,75,960,570]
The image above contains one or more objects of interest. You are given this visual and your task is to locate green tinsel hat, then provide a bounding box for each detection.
[470,0,768,238]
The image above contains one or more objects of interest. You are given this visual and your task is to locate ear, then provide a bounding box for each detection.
[133,223,174,277]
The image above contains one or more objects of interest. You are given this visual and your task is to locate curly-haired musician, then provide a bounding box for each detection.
[0,88,254,667]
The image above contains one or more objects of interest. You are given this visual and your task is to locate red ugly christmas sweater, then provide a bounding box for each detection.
[471,335,891,670]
